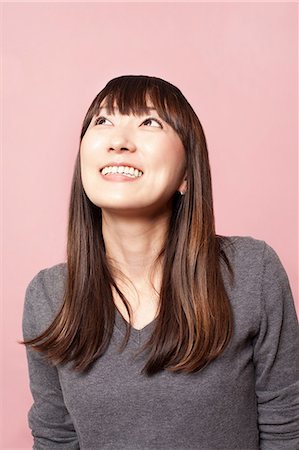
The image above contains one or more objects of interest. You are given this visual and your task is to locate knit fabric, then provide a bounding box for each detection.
[22,236,299,450]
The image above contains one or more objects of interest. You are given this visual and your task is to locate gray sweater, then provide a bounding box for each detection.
[22,236,299,450]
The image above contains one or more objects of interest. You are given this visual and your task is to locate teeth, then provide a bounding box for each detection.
[101,165,143,178]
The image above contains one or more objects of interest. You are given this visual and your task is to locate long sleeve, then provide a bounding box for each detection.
[22,270,80,449]
[252,243,299,449]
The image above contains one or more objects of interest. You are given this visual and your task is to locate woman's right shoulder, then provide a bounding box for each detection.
[23,263,67,338]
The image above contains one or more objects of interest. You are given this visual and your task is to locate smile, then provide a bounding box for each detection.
[101,166,143,178]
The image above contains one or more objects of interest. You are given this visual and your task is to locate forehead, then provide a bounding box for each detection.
[98,104,158,115]
[95,90,163,115]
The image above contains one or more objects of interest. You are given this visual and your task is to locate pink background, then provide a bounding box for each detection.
[2,2,298,448]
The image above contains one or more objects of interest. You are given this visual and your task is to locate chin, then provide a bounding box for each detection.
[100,203,144,211]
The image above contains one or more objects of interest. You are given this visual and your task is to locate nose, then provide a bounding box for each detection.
[108,131,137,153]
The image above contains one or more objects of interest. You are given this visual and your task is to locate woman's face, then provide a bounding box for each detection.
[80,100,187,216]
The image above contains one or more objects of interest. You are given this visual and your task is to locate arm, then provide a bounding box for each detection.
[23,270,80,449]
[253,243,299,449]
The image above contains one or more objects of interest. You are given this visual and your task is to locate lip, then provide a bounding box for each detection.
[99,161,143,173]
[99,172,142,182]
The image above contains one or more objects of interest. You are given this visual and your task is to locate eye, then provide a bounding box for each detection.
[142,117,163,128]
[94,116,113,126]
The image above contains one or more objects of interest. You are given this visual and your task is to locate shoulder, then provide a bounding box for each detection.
[25,262,67,307]
[218,234,282,278]
[219,234,289,279]
[23,262,67,338]
[218,235,295,328]
[219,234,266,258]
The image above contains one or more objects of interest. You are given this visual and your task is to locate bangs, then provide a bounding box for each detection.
[92,75,190,139]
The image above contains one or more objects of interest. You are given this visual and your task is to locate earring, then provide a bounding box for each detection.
[179,191,185,196]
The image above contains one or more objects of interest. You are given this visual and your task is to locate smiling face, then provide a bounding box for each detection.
[80,101,187,217]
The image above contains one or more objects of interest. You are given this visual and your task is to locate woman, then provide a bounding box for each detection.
[22,75,299,449]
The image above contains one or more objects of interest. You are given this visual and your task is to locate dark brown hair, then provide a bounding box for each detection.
[22,75,235,376]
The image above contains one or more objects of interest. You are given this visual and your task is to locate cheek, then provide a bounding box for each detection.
[80,140,97,170]
[158,142,186,176]
[149,136,185,166]
[80,131,104,161]
[148,154,185,190]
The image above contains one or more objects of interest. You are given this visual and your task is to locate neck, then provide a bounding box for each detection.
[101,209,170,288]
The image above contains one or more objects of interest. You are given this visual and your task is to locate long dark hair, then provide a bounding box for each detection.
[22,75,234,376]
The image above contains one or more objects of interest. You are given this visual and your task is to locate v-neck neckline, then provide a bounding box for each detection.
[114,307,158,346]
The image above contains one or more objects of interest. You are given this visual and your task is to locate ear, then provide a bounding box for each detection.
[177,171,187,194]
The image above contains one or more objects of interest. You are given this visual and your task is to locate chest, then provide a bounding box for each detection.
[112,286,159,330]
[57,331,259,448]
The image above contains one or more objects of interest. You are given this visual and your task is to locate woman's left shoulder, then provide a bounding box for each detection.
[219,234,267,257]
[219,235,296,315]
[218,234,285,275]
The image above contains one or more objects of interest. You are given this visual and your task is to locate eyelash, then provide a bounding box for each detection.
[94,117,108,125]
[143,117,163,128]
[94,116,163,128]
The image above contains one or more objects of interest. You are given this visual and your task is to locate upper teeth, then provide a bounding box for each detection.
[101,166,143,177]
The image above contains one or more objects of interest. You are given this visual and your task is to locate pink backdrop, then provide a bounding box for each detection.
[2,2,298,448]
